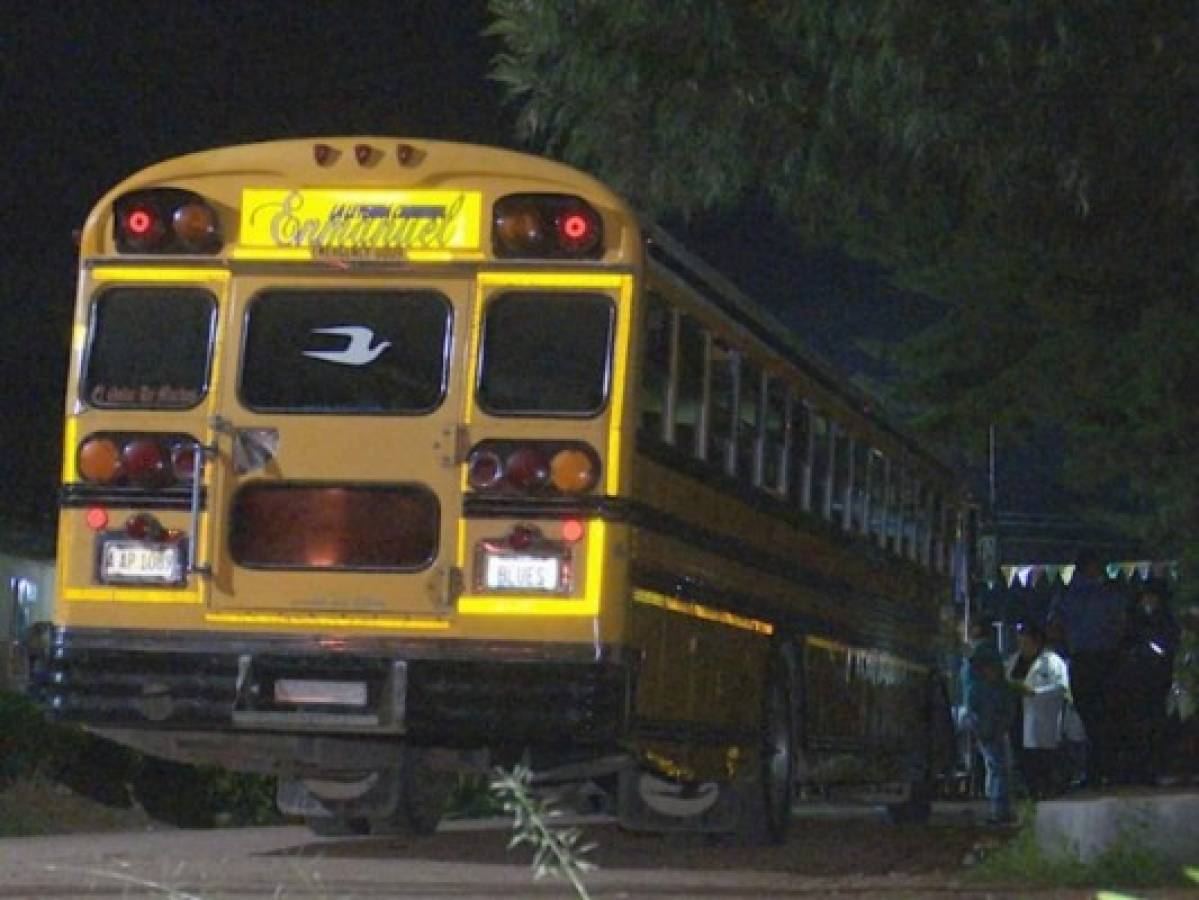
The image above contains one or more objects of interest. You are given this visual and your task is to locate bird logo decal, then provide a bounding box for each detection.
[302,326,391,366]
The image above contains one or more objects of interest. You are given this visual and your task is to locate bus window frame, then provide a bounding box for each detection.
[236,286,455,417]
[475,289,616,420]
[81,285,218,412]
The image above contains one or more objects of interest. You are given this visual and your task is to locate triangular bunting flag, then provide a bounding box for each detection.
[1061,565,1076,586]
[1002,566,1017,588]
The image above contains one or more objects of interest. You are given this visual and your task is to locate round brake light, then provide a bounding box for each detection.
[121,438,169,488]
[172,202,220,251]
[121,205,166,249]
[467,449,504,490]
[555,208,600,254]
[170,443,200,481]
[504,447,550,491]
[78,437,122,484]
[494,203,548,257]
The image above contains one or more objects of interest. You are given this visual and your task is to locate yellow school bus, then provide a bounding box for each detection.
[29,137,963,840]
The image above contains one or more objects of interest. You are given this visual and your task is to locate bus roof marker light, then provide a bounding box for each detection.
[396,143,417,165]
[314,143,336,166]
[354,144,374,165]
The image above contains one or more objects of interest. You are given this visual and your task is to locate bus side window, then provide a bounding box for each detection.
[639,291,672,443]
[852,440,870,534]
[707,340,737,475]
[788,395,812,509]
[919,484,935,568]
[903,476,921,561]
[674,315,706,459]
[930,493,945,571]
[809,413,829,519]
[869,450,887,546]
[737,358,762,483]
[762,376,787,495]
[831,426,852,529]
[890,464,906,556]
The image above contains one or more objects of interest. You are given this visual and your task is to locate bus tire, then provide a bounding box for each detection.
[885,672,943,826]
[737,648,796,844]
[372,748,453,836]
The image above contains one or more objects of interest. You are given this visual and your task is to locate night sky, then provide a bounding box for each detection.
[0,3,1034,547]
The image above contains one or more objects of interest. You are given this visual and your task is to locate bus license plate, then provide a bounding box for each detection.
[484,555,560,591]
[101,541,183,583]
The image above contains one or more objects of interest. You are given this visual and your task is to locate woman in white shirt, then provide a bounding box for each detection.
[1006,621,1071,798]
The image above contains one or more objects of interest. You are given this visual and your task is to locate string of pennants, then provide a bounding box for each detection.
[997,560,1181,589]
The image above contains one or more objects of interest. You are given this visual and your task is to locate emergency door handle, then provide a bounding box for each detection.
[187,444,218,578]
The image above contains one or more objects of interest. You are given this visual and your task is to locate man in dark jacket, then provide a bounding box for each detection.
[1048,550,1128,785]
[1115,580,1181,783]
[963,622,1018,823]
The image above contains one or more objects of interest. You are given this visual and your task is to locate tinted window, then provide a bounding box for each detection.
[762,378,787,494]
[737,359,761,481]
[707,341,736,473]
[674,315,706,457]
[230,483,438,571]
[478,291,613,415]
[639,292,672,440]
[84,287,215,408]
[241,290,450,413]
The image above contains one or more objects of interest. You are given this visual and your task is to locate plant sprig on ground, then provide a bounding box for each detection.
[490,762,597,900]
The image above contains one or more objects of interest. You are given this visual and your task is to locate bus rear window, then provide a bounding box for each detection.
[241,290,450,414]
[83,287,215,409]
[477,291,613,416]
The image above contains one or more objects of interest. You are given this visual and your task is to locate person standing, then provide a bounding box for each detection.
[1116,580,1181,783]
[963,621,1018,824]
[1048,550,1128,786]
[1006,622,1071,798]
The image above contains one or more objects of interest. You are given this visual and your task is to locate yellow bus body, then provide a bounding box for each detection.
[32,138,962,812]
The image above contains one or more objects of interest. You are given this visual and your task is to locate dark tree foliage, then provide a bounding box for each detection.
[488,0,1199,586]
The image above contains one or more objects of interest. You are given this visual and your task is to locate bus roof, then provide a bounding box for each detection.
[79,136,639,258]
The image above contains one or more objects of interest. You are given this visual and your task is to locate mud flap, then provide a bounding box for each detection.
[278,769,400,821]
[616,767,743,833]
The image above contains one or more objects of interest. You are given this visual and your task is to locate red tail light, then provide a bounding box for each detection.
[504,447,550,490]
[121,439,169,488]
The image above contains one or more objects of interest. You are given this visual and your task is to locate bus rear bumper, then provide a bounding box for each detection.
[27,626,631,749]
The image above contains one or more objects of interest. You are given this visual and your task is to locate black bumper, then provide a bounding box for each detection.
[28,627,631,748]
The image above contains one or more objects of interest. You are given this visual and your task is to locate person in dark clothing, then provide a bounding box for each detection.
[1114,580,1181,783]
[1047,550,1127,785]
[962,622,1018,823]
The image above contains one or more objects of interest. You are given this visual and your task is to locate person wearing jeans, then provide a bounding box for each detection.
[962,622,1018,824]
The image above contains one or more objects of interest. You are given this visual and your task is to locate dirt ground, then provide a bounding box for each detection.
[0,800,1191,899]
